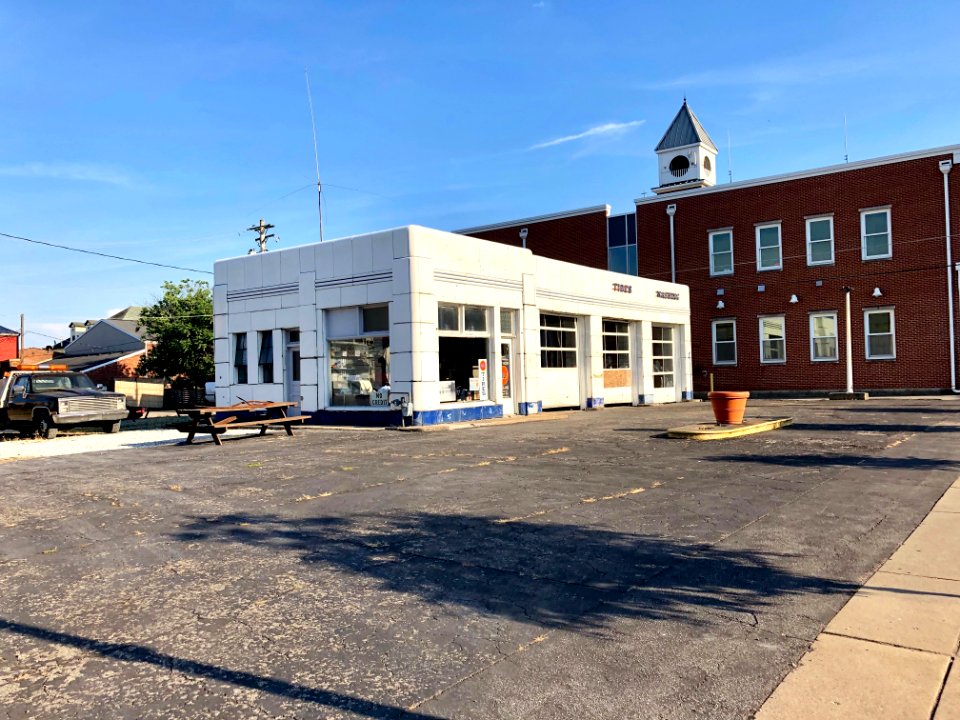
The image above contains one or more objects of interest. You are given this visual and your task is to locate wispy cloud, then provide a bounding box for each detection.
[644,55,879,92]
[529,120,645,150]
[0,162,133,186]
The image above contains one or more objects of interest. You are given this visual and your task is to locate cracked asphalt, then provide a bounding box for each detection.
[1,399,959,719]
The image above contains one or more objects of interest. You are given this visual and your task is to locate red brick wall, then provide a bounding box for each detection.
[86,353,144,387]
[637,152,960,392]
[462,210,609,269]
[0,336,18,362]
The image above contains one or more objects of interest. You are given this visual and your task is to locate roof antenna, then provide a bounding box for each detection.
[305,67,324,242]
[843,113,849,163]
[727,129,733,183]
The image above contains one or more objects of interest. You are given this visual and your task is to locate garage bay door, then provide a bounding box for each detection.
[540,313,580,409]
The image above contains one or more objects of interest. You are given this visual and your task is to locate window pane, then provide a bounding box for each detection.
[715,342,736,363]
[500,310,513,335]
[714,322,734,342]
[654,374,674,388]
[812,315,836,337]
[712,232,731,252]
[760,246,781,268]
[865,212,888,235]
[607,215,626,247]
[362,306,389,333]
[464,306,487,332]
[809,219,831,242]
[603,320,628,334]
[810,240,833,263]
[438,305,459,331]
[259,332,273,364]
[763,339,785,361]
[626,218,637,246]
[713,251,733,274]
[865,234,890,257]
[563,351,577,367]
[626,244,638,276]
[813,338,837,359]
[868,312,891,334]
[869,335,893,357]
[608,247,626,273]
[329,337,391,406]
[758,226,780,247]
[653,358,674,373]
[761,317,785,341]
[653,326,672,341]
[559,316,576,329]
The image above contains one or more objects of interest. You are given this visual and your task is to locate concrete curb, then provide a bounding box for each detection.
[667,417,793,440]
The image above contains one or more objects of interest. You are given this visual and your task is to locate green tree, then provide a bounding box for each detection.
[137,279,214,383]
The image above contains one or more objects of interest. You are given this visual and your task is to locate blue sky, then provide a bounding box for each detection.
[3,1,960,342]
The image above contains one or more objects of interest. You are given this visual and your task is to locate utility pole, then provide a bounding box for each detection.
[246,218,276,254]
[19,313,24,360]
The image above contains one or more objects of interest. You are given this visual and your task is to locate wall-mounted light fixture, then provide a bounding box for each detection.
[789,294,799,304]
[872,287,883,298]
[716,300,725,310]
[519,228,528,248]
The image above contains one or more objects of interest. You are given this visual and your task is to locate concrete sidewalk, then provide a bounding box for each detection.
[756,479,960,719]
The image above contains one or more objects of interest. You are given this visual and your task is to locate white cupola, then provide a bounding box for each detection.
[653,100,718,194]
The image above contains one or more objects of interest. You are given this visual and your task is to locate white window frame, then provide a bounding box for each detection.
[709,229,734,277]
[809,311,838,362]
[805,216,835,266]
[861,207,892,260]
[711,318,737,366]
[758,315,787,364]
[864,307,896,360]
[755,222,783,271]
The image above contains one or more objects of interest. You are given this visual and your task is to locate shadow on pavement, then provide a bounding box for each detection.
[704,453,960,470]
[0,618,443,719]
[173,512,857,632]
[786,422,960,433]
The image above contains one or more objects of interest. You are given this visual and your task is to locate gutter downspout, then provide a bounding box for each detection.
[666,204,677,283]
[844,286,854,394]
[939,159,958,392]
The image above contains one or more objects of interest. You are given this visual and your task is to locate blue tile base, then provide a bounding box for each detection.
[682,390,694,401]
[585,397,604,409]
[518,401,542,415]
[638,395,653,405]
[413,404,504,426]
[214,409,403,428]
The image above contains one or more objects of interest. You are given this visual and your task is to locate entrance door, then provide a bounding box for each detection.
[285,331,301,413]
[539,313,580,409]
[500,340,514,415]
[651,324,677,403]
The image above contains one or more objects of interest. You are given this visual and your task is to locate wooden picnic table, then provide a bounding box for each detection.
[176,401,308,446]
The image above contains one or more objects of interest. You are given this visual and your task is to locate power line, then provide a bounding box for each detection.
[0,231,213,275]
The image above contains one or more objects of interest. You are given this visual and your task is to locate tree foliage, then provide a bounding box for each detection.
[137,279,214,383]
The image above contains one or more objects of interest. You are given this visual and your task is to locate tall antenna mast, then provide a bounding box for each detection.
[843,113,849,163]
[305,67,324,242]
[727,129,733,183]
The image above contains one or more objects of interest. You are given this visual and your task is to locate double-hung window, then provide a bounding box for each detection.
[233,333,248,384]
[709,229,734,276]
[809,312,838,361]
[865,308,896,359]
[861,208,892,260]
[806,216,834,266]
[756,223,782,271]
[712,319,737,365]
[759,315,786,363]
[258,330,274,383]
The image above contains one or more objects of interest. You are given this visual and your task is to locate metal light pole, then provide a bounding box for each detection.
[844,286,854,394]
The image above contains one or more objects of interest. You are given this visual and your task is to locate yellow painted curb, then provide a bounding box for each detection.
[667,417,793,440]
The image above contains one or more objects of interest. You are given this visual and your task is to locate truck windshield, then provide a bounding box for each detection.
[30,374,97,392]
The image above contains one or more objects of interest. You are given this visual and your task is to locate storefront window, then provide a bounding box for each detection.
[329,337,390,407]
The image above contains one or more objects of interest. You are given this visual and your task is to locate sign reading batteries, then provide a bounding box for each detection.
[477,359,488,400]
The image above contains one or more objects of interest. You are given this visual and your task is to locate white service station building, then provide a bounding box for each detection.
[213,226,692,426]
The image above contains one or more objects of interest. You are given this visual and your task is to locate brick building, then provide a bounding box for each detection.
[0,325,19,363]
[455,101,960,396]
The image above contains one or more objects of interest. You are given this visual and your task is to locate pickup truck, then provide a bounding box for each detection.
[0,365,128,439]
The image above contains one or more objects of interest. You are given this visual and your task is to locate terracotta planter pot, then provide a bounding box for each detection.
[708,391,750,425]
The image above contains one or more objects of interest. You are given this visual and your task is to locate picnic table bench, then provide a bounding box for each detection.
[176,401,308,446]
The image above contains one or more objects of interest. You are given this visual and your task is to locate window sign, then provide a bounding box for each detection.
[477,358,488,400]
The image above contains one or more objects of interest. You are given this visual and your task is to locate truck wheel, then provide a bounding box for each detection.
[36,414,58,439]
[102,421,121,434]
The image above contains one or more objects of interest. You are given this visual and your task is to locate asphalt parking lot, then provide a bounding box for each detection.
[2,399,959,719]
